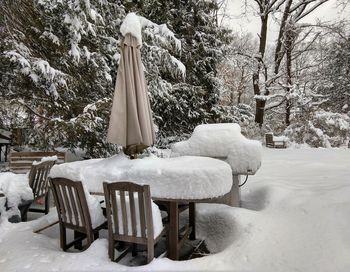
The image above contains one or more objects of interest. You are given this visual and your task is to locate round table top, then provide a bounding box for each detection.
[50,154,233,200]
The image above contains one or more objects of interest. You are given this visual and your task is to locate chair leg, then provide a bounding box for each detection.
[189,202,196,240]
[74,231,84,250]
[132,244,137,257]
[19,201,32,222]
[44,193,50,214]
[86,232,94,248]
[147,240,154,264]
[109,239,115,261]
[60,224,67,251]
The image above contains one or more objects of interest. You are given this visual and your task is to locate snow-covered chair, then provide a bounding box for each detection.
[20,159,57,221]
[171,123,262,207]
[265,133,288,148]
[103,181,166,264]
[50,177,107,251]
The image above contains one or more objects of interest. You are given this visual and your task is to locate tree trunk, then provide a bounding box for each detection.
[253,12,269,126]
[285,100,291,126]
[255,99,266,124]
[274,0,293,75]
[285,25,294,126]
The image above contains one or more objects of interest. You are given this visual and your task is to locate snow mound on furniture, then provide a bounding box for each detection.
[171,123,262,174]
[50,153,232,200]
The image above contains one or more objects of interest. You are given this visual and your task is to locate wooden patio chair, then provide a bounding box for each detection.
[103,181,167,264]
[20,160,56,221]
[50,177,107,251]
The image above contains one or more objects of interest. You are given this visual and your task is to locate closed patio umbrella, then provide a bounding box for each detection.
[107,24,155,156]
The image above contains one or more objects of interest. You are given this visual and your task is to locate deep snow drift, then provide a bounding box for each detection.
[1,148,350,271]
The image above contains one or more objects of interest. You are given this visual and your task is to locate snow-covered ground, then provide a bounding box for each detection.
[1,147,350,271]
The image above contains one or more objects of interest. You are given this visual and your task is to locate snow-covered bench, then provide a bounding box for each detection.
[9,151,66,174]
[265,133,288,148]
[171,123,262,207]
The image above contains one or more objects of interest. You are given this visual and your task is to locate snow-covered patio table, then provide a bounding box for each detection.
[49,153,232,200]
[49,153,233,260]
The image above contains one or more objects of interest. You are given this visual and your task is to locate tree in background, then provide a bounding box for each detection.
[284,21,350,147]
[249,0,330,126]
[1,0,126,156]
[0,0,232,155]
[133,0,233,145]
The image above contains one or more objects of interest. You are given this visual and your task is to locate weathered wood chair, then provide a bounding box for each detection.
[20,160,56,221]
[29,160,56,211]
[50,177,107,251]
[103,181,167,264]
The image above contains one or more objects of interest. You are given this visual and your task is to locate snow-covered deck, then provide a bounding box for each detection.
[1,147,350,271]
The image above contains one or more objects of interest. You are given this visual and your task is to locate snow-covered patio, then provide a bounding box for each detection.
[1,147,350,271]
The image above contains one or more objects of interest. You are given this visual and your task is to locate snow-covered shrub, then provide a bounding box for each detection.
[285,110,350,147]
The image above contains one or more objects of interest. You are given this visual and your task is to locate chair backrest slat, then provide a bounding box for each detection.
[61,185,73,224]
[68,186,79,226]
[76,186,87,228]
[138,191,146,238]
[103,181,153,240]
[144,186,154,240]
[28,160,56,199]
[120,190,128,235]
[50,178,92,230]
[56,184,67,223]
[129,191,137,237]
[36,168,45,195]
[74,189,85,226]
[110,190,119,234]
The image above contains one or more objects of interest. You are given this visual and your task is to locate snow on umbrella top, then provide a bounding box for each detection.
[107,13,155,156]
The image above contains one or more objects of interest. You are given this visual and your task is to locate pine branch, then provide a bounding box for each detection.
[13,99,51,121]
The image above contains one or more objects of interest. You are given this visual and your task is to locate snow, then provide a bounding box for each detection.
[273,135,288,142]
[0,172,33,215]
[170,55,186,77]
[5,51,30,68]
[120,13,143,45]
[81,185,106,228]
[120,13,181,50]
[32,155,58,166]
[171,123,262,174]
[49,153,232,200]
[40,31,60,45]
[1,148,350,271]
[157,24,181,50]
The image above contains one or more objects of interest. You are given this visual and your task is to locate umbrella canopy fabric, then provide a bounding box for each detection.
[107,33,155,154]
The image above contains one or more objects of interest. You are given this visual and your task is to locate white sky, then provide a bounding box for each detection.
[222,0,350,42]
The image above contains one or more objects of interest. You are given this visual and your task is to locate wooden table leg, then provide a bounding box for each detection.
[189,202,196,240]
[167,201,179,260]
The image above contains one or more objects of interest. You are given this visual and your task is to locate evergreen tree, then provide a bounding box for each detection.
[0,0,232,154]
[131,0,232,144]
[1,0,126,155]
